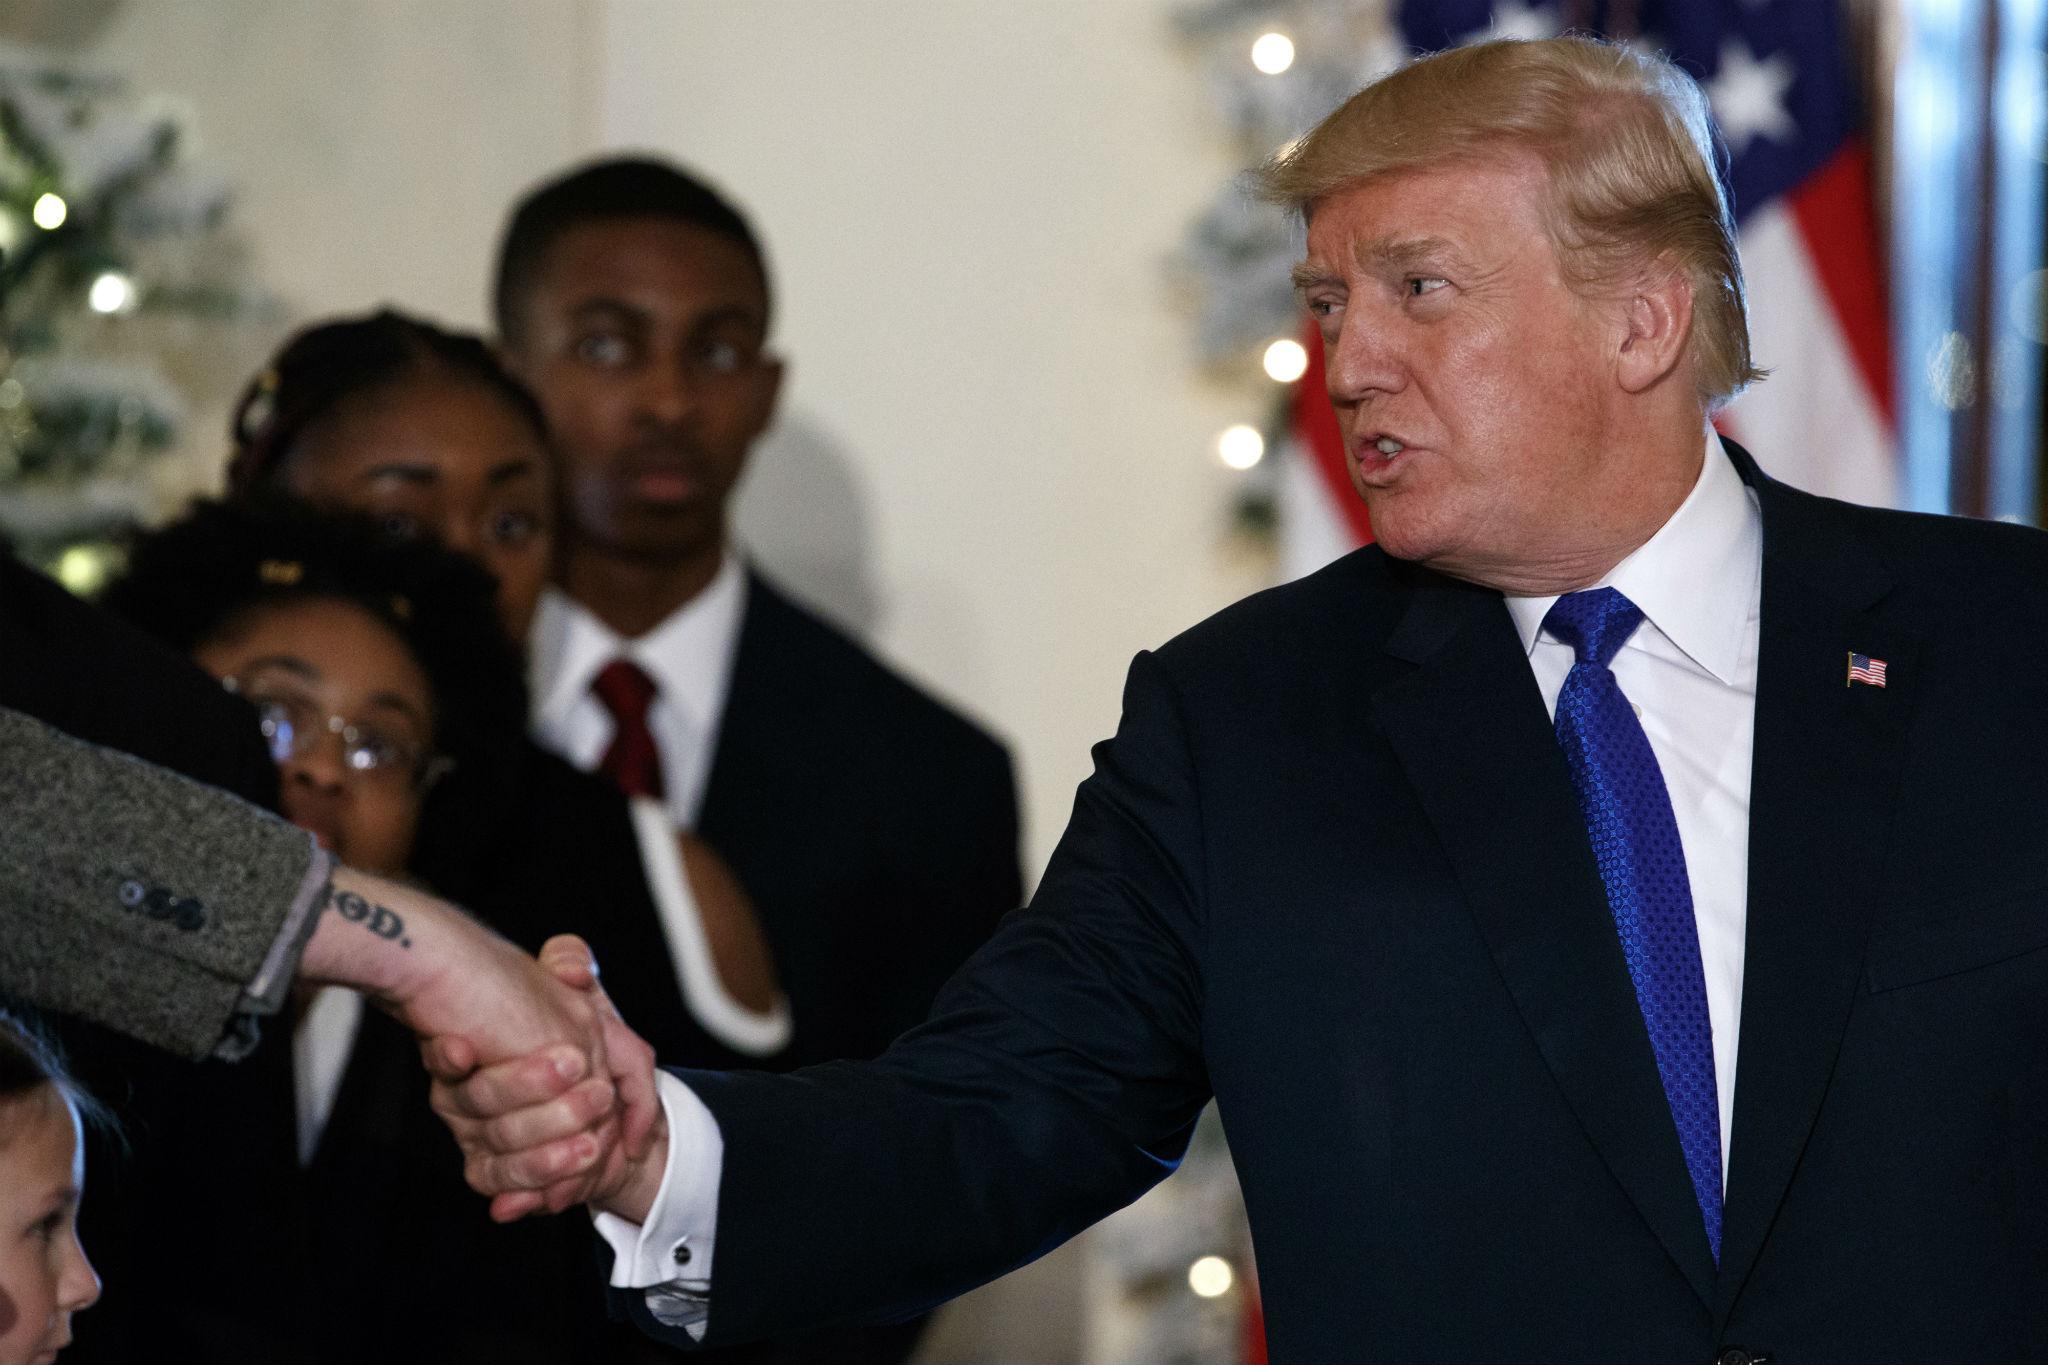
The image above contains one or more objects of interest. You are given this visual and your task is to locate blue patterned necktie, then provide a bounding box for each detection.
[1545,587,1723,1262]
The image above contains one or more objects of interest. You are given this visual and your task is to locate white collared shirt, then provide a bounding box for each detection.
[1503,432,1763,1181]
[602,436,1766,1315]
[529,551,748,831]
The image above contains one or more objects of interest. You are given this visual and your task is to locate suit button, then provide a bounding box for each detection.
[1716,1349,1768,1365]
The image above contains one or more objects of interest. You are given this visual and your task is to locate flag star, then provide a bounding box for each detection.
[1463,2,1559,45]
[1707,37,1798,154]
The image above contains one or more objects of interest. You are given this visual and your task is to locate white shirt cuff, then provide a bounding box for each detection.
[592,1070,724,1336]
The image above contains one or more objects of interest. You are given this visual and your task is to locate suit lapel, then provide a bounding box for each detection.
[1713,450,1920,1318]
[1371,566,1722,1309]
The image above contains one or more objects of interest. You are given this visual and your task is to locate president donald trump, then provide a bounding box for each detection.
[439,35,2048,1363]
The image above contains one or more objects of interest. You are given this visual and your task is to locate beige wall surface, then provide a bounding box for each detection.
[94,0,593,329]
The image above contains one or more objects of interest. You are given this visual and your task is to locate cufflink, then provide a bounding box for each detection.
[672,1239,692,1267]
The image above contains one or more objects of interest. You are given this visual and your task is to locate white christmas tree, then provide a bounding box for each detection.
[0,38,269,588]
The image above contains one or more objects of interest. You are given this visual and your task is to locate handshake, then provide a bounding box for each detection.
[306,866,671,1226]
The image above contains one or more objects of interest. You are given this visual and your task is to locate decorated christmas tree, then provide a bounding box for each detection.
[0,38,268,590]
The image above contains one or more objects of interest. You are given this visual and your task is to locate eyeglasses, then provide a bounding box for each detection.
[222,676,452,791]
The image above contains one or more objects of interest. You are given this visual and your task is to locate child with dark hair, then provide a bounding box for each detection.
[103,497,525,877]
[0,1013,102,1365]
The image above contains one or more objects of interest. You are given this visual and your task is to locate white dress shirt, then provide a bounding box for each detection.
[294,985,364,1167]
[530,552,748,831]
[601,435,1765,1321]
[530,552,790,1056]
[1502,432,1762,1179]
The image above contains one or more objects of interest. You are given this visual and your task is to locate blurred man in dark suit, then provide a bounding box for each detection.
[496,158,1023,1364]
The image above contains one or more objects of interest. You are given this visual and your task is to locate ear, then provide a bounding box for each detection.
[745,354,788,436]
[1613,265,1694,395]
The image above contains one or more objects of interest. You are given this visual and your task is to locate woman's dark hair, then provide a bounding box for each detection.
[226,308,548,498]
[99,497,527,797]
[0,1009,111,1142]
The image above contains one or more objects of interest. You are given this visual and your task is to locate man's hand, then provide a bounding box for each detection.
[425,935,669,1224]
[300,870,636,1207]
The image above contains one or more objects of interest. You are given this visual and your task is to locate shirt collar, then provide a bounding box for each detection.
[1504,432,1760,684]
[530,549,749,729]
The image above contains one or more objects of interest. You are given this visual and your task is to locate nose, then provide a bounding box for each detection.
[281,724,349,792]
[438,513,481,559]
[63,1233,102,1313]
[1323,306,1408,408]
[637,359,700,427]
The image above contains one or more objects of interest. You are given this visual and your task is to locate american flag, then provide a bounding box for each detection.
[1279,0,1895,581]
[1847,652,1888,688]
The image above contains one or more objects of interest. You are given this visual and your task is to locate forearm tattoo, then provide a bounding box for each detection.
[325,886,411,949]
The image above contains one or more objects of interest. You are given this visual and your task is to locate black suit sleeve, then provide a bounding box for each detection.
[645,649,1212,1350]
[0,558,279,806]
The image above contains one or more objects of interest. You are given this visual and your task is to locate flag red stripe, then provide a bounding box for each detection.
[1782,137,1894,426]
[1295,324,1374,545]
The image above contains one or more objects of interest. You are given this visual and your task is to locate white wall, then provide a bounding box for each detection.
[95,0,594,328]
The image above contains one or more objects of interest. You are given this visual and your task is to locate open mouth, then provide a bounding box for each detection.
[1353,433,1410,479]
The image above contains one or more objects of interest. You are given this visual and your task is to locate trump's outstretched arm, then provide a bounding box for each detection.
[438,646,1216,1348]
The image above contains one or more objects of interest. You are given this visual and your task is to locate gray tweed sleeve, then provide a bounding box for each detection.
[0,706,332,1060]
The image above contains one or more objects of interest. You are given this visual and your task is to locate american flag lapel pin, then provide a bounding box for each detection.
[1847,652,1888,688]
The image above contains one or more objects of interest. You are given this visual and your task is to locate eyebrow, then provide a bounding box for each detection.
[352,458,540,489]
[1291,234,1473,291]
[1355,234,1468,274]
[364,691,431,730]
[570,295,765,335]
[235,655,320,682]
[31,1187,80,1223]
[567,297,651,326]
[236,660,428,728]
[1290,261,1343,291]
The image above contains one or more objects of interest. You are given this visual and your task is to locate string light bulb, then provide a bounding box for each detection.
[1188,1255,1235,1298]
[1251,32,1296,75]
[88,270,137,315]
[32,192,68,230]
[1217,424,1265,470]
[55,544,113,596]
[1263,337,1309,383]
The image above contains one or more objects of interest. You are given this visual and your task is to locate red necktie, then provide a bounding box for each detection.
[591,659,666,800]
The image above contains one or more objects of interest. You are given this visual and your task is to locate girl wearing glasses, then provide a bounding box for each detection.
[93,500,602,1363]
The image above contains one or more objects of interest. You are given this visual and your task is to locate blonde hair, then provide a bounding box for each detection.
[1263,36,1763,409]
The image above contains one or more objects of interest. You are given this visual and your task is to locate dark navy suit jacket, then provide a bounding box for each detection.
[644,444,2048,1363]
